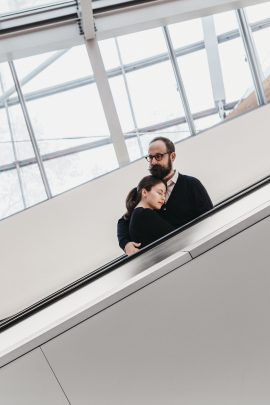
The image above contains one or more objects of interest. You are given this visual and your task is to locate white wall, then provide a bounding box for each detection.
[0,104,270,318]
[38,215,270,404]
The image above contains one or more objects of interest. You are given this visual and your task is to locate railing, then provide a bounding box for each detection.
[1,172,270,331]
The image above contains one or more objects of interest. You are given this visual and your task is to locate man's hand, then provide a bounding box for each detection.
[124,241,141,256]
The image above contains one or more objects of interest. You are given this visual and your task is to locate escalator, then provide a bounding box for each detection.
[1,103,270,402]
[1,173,270,404]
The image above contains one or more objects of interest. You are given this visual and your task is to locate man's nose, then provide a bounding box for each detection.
[151,157,160,164]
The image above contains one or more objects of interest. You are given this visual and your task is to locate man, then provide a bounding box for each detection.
[117,136,213,255]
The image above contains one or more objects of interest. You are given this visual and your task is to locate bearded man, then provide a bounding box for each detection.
[117,136,213,255]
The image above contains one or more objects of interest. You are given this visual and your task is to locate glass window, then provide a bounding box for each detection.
[109,75,134,133]
[175,49,215,114]
[0,170,24,220]
[14,45,112,195]
[25,85,109,156]
[99,39,121,70]
[20,164,47,206]
[44,145,118,195]
[15,47,93,93]
[245,1,270,23]
[169,18,204,48]
[117,27,168,64]
[125,61,184,128]
[218,37,255,106]
[195,113,221,132]
[250,27,270,76]
[0,109,14,166]
[213,10,238,35]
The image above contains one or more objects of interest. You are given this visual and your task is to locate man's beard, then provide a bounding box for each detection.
[149,160,172,179]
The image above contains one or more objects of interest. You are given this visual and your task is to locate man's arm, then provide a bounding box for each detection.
[117,216,141,255]
[192,178,213,215]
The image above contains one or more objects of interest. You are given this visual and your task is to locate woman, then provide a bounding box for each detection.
[125,175,175,249]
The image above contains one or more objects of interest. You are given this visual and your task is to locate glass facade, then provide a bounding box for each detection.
[1,1,270,220]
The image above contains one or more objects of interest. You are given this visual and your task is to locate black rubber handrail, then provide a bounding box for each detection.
[1,173,270,332]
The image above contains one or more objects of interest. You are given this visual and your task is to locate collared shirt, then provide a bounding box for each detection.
[166,170,179,202]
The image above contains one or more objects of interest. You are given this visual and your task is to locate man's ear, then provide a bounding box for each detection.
[171,152,176,161]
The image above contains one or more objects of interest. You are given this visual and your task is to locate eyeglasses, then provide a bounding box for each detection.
[145,152,169,162]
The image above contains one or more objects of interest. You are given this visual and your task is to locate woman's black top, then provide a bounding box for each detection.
[129,207,175,249]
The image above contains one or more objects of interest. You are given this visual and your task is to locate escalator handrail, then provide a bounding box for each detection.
[1,173,270,332]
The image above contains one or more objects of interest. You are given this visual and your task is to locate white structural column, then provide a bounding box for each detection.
[202,16,226,119]
[236,8,266,106]
[85,38,130,166]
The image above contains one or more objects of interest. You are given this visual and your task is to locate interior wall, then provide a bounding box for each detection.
[0,104,270,318]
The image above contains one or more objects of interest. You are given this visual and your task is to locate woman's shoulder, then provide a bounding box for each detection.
[130,207,159,224]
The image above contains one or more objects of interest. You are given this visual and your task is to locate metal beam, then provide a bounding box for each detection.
[1,17,270,108]
[162,26,196,136]
[8,61,52,198]
[85,37,130,166]
[0,0,269,61]
[0,74,27,208]
[202,15,226,118]
[0,49,68,104]
[236,8,266,106]
[114,37,144,156]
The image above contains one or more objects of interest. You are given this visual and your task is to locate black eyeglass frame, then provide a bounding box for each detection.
[145,152,170,162]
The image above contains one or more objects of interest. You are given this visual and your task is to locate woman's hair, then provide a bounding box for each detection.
[125,175,167,219]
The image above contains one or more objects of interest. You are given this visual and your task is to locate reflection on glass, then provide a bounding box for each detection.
[44,145,118,195]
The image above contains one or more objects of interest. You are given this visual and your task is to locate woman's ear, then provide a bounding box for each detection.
[141,188,148,198]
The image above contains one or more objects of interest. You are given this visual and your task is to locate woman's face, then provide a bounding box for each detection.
[143,182,166,210]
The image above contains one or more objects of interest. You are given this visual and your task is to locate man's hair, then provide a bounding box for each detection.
[149,136,175,154]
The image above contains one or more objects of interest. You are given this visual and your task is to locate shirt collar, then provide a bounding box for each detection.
[167,170,178,186]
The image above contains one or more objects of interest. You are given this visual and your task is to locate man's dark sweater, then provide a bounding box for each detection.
[117,173,213,251]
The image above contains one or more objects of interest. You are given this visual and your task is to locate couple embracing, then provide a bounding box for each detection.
[117,136,213,255]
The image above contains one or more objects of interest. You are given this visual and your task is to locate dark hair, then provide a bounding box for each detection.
[125,175,167,219]
[149,136,175,154]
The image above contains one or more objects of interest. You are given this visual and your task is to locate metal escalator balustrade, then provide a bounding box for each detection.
[1,172,270,332]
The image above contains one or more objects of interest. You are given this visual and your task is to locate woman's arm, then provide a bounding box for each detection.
[117,216,141,254]
[132,208,175,247]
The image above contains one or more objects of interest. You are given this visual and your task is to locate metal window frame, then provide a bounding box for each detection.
[8,61,52,198]
[236,8,267,106]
